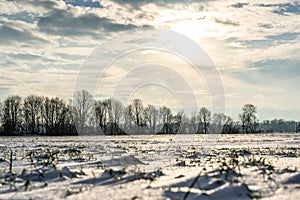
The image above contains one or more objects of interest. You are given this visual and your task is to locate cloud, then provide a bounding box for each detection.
[15,0,65,12]
[54,52,87,60]
[0,11,39,23]
[1,0,66,17]
[267,32,299,40]
[249,59,300,78]
[231,3,249,8]
[104,0,210,9]
[235,32,299,49]
[7,52,42,60]
[0,23,47,44]
[23,0,62,10]
[256,2,300,15]
[37,10,139,36]
[214,17,239,26]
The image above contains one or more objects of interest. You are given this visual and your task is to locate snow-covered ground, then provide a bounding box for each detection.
[0,133,299,200]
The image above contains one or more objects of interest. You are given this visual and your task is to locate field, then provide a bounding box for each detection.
[0,133,299,200]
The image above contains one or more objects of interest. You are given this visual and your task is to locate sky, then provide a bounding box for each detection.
[0,0,299,121]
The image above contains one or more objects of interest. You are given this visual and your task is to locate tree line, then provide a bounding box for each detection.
[0,90,299,136]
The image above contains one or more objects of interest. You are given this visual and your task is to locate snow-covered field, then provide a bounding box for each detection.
[0,133,299,200]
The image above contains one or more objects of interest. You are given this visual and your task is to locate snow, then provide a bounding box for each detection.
[0,133,299,199]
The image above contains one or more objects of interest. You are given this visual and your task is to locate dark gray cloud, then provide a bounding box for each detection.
[37,10,139,36]
[227,32,299,49]
[0,11,39,23]
[214,17,239,26]
[231,3,249,8]
[256,2,300,15]
[0,24,47,44]
[10,0,62,11]
[259,23,273,29]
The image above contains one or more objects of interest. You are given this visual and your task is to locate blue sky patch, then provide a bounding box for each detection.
[65,0,103,8]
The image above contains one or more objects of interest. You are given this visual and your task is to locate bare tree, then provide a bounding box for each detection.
[95,98,124,135]
[2,95,22,134]
[239,104,259,133]
[64,102,76,135]
[110,99,124,135]
[95,100,106,133]
[222,115,234,134]
[144,104,158,134]
[160,106,171,124]
[172,111,183,133]
[159,106,173,133]
[197,107,211,134]
[23,95,43,134]
[2,91,299,136]
[123,104,134,134]
[102,99,112,133]
[73,90,93,134]
[131,99,144,127]
[0,101,2,133]
[188,112,198,134]
[211,113,233,134]
[43,97,69,135]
